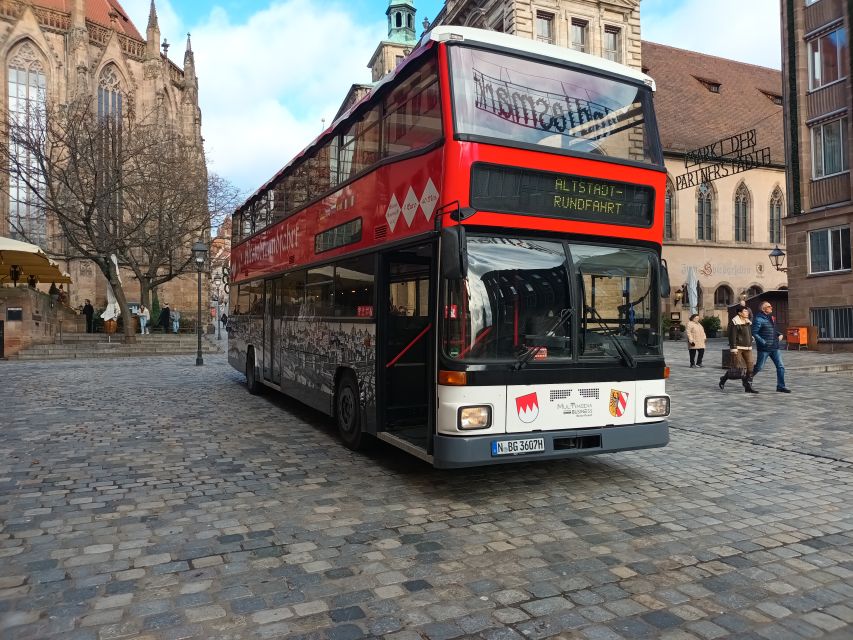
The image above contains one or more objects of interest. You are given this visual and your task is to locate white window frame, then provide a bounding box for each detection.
[807,26,848,90]
[570,18,588,53]
[535,11,554,44]
[811,116,849,179]
[603,25,621,63]
[808,225,851,274]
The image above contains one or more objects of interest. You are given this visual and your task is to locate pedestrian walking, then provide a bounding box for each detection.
[138,303,150,334]
[685,313,706,368]
[719,305,758,393]
[158,303,171,333]
[82,299,95,333]
[752,301,791,393]
[171,308,181,334]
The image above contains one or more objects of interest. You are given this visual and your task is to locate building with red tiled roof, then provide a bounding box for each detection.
[0,0,206,335]
[33,0,142,39]
[642,42,788,325]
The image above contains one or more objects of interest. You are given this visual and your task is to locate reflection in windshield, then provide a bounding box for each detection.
[442,237,663,364]
[450,47,662,166]
[570,244,661,358]
[442,238,572,362]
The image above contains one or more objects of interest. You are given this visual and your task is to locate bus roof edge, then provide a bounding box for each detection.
[427,26,656,91]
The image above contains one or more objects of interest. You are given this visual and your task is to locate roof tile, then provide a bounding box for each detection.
[32,0,143,40]
[642,41,784,165]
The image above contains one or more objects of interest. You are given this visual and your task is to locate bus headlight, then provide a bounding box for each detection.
[458,406,491,430]
[644,396,670,417]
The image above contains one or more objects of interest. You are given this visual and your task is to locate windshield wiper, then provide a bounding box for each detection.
[586,306,637,368]
[513,308,573,371]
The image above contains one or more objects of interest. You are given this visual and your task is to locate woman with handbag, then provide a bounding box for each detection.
[685,314,706,368]
[719,305,758,393]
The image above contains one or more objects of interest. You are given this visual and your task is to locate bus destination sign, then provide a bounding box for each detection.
[471,164,653,227]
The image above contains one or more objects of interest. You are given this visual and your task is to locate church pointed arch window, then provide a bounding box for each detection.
[734,182,750,243]
[769,187,784,244]
[697,182,713,241]
[98,64,123,119]
[7,41,47,247]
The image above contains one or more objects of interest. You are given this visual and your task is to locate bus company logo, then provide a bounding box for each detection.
[385,178,439,232]
[515,392,540,423]
[234,221,300,273]
[385,195,401,231]
[609,389,629,418]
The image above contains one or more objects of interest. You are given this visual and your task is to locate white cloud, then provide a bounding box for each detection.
[123,0,384,193]
[643,0,781,69]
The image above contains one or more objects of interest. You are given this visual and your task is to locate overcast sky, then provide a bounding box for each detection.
[121,0,782,195]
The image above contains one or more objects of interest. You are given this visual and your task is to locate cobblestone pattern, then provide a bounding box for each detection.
[0,350,851,640]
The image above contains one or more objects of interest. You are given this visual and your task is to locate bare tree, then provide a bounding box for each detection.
[1,94,207,341]
[120,133,209,312]
[208,171,243,233]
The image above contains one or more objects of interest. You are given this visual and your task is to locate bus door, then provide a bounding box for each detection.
[263,278,281,384]
[379,243,435,442]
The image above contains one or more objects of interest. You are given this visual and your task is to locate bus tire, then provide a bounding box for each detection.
[246,349,261,395]
[335,373,364,450]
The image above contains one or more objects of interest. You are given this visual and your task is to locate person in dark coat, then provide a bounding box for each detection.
[82,299,95,333]
[752,301,790,393]
[719,305,758,393]
[158,304,171,333]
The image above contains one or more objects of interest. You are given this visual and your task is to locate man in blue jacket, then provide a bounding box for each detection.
[751,301,791,393]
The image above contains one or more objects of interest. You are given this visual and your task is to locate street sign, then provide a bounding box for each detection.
[675,128,773,190]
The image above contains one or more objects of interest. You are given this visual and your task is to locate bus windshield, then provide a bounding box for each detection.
[450,46,662,166]
[441,236,662,364]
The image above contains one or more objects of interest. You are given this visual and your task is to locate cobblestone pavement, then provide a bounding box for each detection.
[1,347,852,640]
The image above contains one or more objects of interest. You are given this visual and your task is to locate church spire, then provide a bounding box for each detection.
[183,33,198,106]
[71,0,85,28]
[146,0,161,60]
[184,33,195,69]
[147,0,159,32]
[387,0,417,45]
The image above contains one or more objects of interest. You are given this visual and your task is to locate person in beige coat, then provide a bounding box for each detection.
[685,313,706,368]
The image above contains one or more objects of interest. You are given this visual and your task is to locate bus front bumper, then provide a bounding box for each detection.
[432,421,669,469]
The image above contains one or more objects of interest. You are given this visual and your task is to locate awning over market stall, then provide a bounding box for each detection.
[0,236,73,285]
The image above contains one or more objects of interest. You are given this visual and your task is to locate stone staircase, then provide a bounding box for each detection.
[13,333,224,360]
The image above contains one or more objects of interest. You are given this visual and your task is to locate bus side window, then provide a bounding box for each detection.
[306,266,335,318]
[334,256,375,318]
[281,270,306,317]
[383,58,442,158]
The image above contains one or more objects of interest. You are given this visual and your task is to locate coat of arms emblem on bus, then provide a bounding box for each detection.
[516,392,540,423]
[609,389,629,418]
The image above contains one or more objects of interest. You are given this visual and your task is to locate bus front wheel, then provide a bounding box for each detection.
[246,349,261,395]
[336,373,364,450]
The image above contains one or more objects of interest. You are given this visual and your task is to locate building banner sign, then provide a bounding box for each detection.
[675,128,773,190]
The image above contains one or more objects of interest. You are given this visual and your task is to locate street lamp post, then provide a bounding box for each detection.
[192,240,208,366]
[213,274,222,341]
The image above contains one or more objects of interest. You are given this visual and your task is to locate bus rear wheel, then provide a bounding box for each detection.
[336,373,364,450]
[246,349,261,395]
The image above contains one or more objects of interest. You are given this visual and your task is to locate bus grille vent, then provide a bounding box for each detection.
[374,225,388,240]
[550,389,571,401]
[578,388,600,399]
[288,255,295,264]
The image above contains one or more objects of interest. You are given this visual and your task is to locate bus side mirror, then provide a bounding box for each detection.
[659,259,671,298]
[441,226,468,280]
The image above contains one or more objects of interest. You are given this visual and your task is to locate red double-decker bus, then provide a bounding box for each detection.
[228,26,671,468]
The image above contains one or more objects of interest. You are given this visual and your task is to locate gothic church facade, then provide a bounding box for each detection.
[0,0,204,311]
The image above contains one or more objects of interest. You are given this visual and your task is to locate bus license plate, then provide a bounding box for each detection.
[491,438,546,456]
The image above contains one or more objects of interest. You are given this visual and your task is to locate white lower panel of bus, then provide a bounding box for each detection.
[436,380,667,436]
